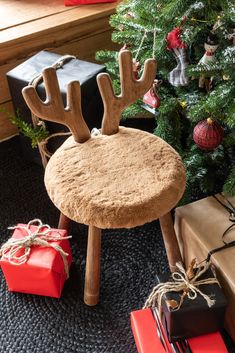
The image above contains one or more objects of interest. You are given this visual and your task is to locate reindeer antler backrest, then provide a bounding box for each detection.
[98,50,156,135]
[22,50,157,142]
[22,67,91,143]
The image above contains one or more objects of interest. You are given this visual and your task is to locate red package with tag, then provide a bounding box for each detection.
[131,308,228,353]
[65,0,116,6]
[0,221,72,298]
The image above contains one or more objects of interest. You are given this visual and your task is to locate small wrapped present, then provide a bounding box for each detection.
[131,308,228,353]
[0,219,72,298]
[7,51,105,166]
[144,261,227,342]
[175,194,235,341]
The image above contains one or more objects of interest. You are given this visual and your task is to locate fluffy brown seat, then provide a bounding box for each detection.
[45,127,186,229]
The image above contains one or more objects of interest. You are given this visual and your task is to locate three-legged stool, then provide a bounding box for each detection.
[23,50,186,306]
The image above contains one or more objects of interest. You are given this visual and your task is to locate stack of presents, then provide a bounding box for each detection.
[1,50,235,352]
[132,194,235,352]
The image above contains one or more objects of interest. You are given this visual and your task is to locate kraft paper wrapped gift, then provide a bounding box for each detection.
[0,221,72,298]
[175,195,235,341]
[131,308,228,353]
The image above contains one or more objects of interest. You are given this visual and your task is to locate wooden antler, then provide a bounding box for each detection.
[97,50,157,135]
[22,67,91,143]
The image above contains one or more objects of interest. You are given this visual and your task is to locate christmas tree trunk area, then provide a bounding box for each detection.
[96,0,235,205]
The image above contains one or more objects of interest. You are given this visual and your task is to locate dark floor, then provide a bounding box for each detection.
[0,136,234,352]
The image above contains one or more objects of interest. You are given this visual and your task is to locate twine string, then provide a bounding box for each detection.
[134,30,147,61]
[29,55,76,87]
[0,219,72,278]
[143,261,219,311]
[38,131,72,158]
[152,27,157,58]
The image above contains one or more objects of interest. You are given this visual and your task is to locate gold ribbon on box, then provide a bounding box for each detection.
[0,219,72,278]
[143,259,220,311]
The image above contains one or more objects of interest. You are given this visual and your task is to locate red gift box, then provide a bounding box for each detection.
[65,0,116,6]
[0,221,72,298]
[131,308,228,353]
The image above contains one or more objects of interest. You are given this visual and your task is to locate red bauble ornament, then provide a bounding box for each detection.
[193,118,224,150]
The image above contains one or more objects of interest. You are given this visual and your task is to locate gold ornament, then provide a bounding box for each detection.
[179,101,187,109]
[223,74,230,81]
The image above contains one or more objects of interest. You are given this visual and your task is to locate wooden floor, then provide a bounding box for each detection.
[0,0,120,141]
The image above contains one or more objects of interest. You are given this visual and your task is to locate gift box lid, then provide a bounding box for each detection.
[6,50,105,99]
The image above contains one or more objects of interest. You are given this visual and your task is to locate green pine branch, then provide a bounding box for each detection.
[96,0,235,200]
[223,166,235,196]
[8,109,49,148]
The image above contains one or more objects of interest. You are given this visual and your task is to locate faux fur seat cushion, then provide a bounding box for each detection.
[45,127,186,228]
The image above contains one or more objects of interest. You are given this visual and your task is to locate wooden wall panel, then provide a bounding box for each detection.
[0,102,18,141]
[53,30,119,62]
[0,60,25,104]
[0,1,120,141]
[0,0,71,30]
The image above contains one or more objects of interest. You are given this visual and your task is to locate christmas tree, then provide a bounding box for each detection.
[96,0,235,203]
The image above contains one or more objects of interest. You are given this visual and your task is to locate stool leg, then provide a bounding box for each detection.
[84,225,102,306]
[58,212,71,230]
[159,212,183,272]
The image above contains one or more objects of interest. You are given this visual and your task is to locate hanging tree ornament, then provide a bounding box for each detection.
[132,58,141,79]
[132,30,148,79]
[117,44,141,79]
[143,79,162,108]
[198,33,219,90]
[167,21,189,87]
[124,11,135,20]
[193,118,224,151]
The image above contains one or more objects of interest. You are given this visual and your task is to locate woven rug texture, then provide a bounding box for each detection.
[0,137,234,353]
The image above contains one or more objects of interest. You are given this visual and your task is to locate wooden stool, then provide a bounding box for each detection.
[22,50,186,306]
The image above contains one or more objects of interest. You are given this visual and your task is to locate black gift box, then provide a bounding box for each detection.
[6,51,105,165]
[156,269,227,343]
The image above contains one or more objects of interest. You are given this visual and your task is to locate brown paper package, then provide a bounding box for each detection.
[175,195,235,342]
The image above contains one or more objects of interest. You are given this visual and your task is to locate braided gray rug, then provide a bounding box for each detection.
[0,137,234,353]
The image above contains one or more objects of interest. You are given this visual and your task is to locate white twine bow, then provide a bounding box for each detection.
[0,219,72,278]
[143,261,219,311]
